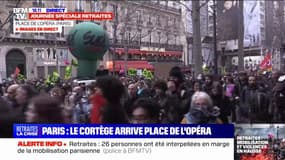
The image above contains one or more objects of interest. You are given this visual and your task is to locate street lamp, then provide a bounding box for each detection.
[213,0,218,75]
[220,42,226,74]
[124,27,131,76]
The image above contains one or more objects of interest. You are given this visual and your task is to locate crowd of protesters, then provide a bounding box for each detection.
[0,66,285,137]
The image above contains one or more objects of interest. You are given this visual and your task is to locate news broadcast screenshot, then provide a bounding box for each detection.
[0,0,284,160]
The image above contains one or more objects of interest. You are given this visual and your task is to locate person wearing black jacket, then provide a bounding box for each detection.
[210,82,231,123]
[238,75,269,123]
[168,66,191,122]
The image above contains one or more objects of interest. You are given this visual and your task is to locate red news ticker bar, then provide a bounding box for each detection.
[28,12,113,20]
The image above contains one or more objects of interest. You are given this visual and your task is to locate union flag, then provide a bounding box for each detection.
[259,53,272,71]
[14,67,20,76]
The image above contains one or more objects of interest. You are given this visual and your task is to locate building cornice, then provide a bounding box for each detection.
[2,36,67,47]
[108,1,181,16]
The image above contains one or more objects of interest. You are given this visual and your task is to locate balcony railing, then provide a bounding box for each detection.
[44,33,57,40]
[137,1,181,14]
[54,4,65,8]
[75,8,84,12]
[113,57,181,62]
[32,1,45,7]
[110,39,183,51]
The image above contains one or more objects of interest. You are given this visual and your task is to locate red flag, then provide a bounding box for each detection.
[64,59,70,65]
[14,67,20,76]
[259,53,272,70]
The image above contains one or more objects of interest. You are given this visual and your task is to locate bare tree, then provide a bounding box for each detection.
[275,0,285,71]
[176,0,210,76]
[0,0,21,29]
[192,0,203,76]
[0,0,22,41]
[238,0,244,71]
[107,1,180,74]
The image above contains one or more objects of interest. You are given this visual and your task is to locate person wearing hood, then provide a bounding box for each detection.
[168,66,191,119]
[181,91,222,124]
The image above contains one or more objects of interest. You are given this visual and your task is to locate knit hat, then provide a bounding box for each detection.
[169,66,184,82]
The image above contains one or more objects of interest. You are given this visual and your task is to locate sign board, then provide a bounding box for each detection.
[140,47,165,52]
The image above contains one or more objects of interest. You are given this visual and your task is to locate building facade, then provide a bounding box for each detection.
[0,0,76,79]
[0,0,184,79]
[100,1,184,72]
[182,0,272,73]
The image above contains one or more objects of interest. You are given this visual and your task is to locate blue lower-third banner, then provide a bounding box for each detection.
[13,124,234,138]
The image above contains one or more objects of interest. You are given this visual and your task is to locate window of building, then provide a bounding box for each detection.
[273,1,279,10]
[136,10,142,24]
[166,33,169,44]
[148,30,152,45]
[111,4,116,16]
[76,0,83,11]
[76,20,83,24]
[55,0,64,7]
[33,0,44,7]
[37,66,45,79]
[165,16,169,27]
[48,66,57,76]
[148,14,152,25]
[138,29,142,44]
[152,0,159,4]
[159,1,164,5]
[172,1,177,7]
[173,18,177,25]
[120,6,127,15]
[52,48,57,60]
[93,0,99,12]
[46,48,51,59]
[157,15,161,26]
[61,26,64,37]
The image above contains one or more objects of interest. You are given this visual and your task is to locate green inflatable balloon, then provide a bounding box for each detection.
[67,22,109,78]
[67,22,109,60]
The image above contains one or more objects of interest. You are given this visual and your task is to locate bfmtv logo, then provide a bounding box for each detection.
[16,126,38,136]
[13,8,29,20]
[13,13,28,20]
